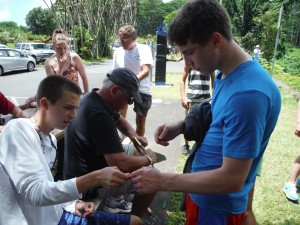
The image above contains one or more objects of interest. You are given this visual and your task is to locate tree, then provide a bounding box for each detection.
[136,0,166,36]
[0,21,18,30]
[25,7,57,36]
[283,0,300,46]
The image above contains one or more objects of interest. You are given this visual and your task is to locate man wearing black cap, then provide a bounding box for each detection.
[64,68,157,218]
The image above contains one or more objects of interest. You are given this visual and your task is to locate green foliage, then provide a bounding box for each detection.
[0,22,29,44]
[277,46,300,77]
[136,0,166,36]
[136,0,187,36]
[151,73,181,100]
[164,11,178,26]
[166,192,186,225]
[73,26,93,58]
[0,0,298,63]
[282,0,300,47]
[239,2,286,60]
[258,3,285,60]
[27,33,49,43]
[0,21,19,30]
[25,7,57,36]
[261,45,300,93]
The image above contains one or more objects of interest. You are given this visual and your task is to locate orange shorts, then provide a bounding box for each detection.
[185,194,245,225]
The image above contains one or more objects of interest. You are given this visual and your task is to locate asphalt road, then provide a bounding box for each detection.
[0,60,113,104]
[0,59,185,105]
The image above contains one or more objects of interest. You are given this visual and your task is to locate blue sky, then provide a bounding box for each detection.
[0,0,172,27]
[0,0,55,26]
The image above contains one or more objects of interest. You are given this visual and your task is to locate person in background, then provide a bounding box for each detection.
[24,28,90,109]
[113,25,153,137]
[0,76,141,225]
[253,45,263,62]
[180,65,215,154]
[0,91,28,132]
[283,100,300,202]
[64,68,157,217]
[130,1,281,225]
[45,28,89,94]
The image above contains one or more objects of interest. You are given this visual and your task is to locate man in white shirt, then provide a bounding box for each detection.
[113,25,153,136]
[253,45,263,62]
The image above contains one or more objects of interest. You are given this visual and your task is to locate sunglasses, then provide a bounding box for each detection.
[118,87,134,105]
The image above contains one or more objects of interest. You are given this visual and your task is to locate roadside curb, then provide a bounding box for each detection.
[272,77,300,100]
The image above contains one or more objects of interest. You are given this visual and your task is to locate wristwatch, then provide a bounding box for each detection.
[145,155,153,166]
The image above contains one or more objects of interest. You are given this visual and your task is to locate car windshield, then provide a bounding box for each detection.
[31,44,47,49]
[45,44,54,50]
[113,42,120,48]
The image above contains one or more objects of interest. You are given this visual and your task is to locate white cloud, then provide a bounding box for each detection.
[0,10,10,21]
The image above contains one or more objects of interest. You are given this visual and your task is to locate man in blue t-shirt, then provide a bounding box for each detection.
[130,1,281,225]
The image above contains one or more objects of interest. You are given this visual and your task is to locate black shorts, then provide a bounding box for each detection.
[133,92,152,117]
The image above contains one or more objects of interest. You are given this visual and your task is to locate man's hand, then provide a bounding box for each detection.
[136,136,148,147]
[97,166,130,189]
[181,98,189,109]
[145,149,158,164]
[154,121,185,146]
[130,167,161,193]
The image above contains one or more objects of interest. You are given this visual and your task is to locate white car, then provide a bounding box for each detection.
[0,44,9,49]
[0,49,36,76]
[14,42,54,63]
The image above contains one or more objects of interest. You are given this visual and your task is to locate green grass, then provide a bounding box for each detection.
[151,73,182,100]
[151,73,300,225]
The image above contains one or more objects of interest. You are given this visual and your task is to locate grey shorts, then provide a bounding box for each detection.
[133,92,152,117]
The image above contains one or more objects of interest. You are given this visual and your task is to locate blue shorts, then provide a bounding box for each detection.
[59,209,131,225]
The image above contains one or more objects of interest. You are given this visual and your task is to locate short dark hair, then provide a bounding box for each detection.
[36,76,82,106]
[168,0,232,46]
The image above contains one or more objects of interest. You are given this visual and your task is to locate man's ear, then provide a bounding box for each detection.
[212,32,222,47]
[111,85,119,96]
[40,98,48,110]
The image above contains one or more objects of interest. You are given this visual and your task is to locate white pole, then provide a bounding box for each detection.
[271,4,283,76]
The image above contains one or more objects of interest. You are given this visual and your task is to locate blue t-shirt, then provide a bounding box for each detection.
[190,60,281,214]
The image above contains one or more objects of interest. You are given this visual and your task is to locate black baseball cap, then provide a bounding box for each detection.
[107,68,142,103]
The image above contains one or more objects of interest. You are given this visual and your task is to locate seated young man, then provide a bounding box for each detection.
[0,76,142,225]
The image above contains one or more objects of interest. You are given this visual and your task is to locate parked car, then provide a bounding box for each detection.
[45,43,54,50]
[45,43,76,53]
[111,41,121,52]
[0,48,36,76]
[0,44,9,49]
[14,42,54,63]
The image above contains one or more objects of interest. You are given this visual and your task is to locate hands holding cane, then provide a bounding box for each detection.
[131,137,155,167]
